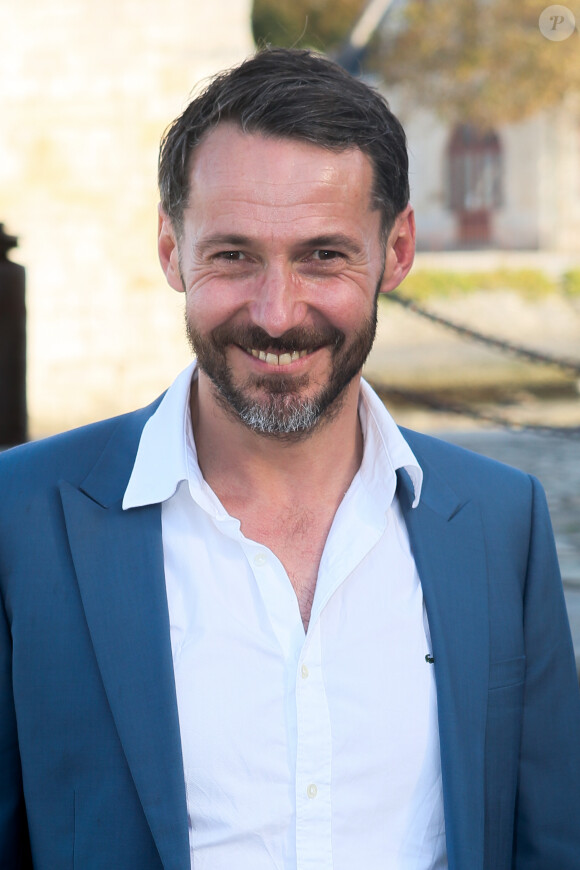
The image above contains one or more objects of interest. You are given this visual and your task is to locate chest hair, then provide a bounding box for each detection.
[236,502,333,631]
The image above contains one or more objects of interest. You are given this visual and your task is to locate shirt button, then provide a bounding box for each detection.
[253,552,267,567]
[307,784,318,799]
[301,664,309,679]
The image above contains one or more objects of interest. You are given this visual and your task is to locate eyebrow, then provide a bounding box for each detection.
[193,233,364,257]
[192,235,253,256]
[301,234,364,257]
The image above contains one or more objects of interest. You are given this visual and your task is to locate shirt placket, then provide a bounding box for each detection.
[296,619,333,870]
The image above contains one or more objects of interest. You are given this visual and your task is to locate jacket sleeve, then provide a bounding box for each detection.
[513,475,580,868]
[0,591,32,868]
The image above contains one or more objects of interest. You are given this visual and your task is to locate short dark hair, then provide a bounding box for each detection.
[158,47,409,236]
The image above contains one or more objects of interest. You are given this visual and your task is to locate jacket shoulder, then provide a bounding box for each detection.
[401,426,530,481]
[399,426,536,510]
[0,395,164,495]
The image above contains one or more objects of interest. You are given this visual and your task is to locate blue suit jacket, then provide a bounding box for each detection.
[1,397,579,869]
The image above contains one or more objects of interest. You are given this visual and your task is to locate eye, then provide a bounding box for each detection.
[311,249,341,261]
[215,250,247,261]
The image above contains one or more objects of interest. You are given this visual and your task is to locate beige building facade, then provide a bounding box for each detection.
[3,5,578,435]
[390,92,580,253]
[0,0,253,436]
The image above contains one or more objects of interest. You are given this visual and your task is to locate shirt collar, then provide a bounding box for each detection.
[123,362,195,510]
[358,378,423,509]
[123,362,422,511]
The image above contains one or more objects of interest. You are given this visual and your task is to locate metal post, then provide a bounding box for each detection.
[0,224,27,446]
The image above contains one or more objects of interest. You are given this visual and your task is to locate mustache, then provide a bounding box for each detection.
[208,323,345,353]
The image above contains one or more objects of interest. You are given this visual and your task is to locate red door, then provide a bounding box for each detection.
[448,125,502,247]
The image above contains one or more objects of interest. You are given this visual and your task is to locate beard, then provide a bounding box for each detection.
[186,299,379,441]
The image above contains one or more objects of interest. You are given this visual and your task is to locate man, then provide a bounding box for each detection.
[1,48,579,870]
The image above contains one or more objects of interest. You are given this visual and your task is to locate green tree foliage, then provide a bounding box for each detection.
[252,0,367,51]
[370,0,580,127]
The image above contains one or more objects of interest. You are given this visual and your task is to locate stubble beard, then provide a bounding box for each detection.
[186,300,379,442]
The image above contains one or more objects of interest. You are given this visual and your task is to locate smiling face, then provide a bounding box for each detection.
[158,124,414,439]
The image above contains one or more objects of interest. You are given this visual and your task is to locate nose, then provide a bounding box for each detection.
[248,262,307,338]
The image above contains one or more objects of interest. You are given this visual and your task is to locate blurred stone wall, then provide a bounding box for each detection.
[0,0,253,436]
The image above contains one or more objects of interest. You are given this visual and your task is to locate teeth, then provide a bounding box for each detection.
[246,348,309,366]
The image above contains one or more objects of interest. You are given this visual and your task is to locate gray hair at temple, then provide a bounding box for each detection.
[158,47,410,238]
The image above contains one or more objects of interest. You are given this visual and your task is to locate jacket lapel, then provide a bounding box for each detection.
[398,460,489,870]
[59,405,189,870]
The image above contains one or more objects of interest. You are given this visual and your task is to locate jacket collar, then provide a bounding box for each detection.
[79,395,165,508]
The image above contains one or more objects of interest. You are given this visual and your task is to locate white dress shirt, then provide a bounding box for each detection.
[124,362,447,870]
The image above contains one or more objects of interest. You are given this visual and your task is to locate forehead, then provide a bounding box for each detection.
[186,124,376,215]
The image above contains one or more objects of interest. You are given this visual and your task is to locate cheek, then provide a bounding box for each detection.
[313,281,376,331]
[185,281,250,336]
[185,297,218,334]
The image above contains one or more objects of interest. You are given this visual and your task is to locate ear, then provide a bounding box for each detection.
[158,204,185,293]
[378,204,416,295]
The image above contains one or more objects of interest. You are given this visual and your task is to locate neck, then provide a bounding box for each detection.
[190,371,364,509]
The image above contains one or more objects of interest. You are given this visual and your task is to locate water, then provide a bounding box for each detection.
[439,429,580,670]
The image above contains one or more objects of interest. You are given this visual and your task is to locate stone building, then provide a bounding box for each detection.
[2,1,578,435]
[342,0,580,253]
[0,0,253,436]
[392,95,580,252]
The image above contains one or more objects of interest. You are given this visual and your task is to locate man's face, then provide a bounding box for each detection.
[159,124,413,438]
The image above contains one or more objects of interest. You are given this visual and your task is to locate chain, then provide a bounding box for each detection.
[369,382,580,439]
[385,292,580,376]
